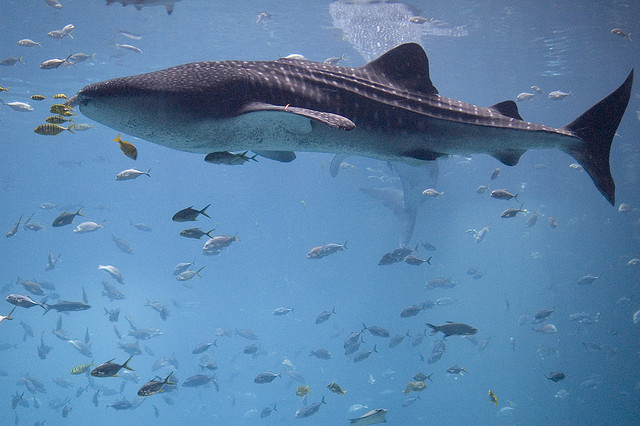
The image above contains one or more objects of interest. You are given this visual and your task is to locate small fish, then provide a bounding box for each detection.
[488,389,497,405]
[516,92,535,101]
[409,16,428,24]
[34,123,74,135]
[118,29,143,40]
[254,371,280,384]
[176,266,205,281]
[547,371,565,382]
[548,90,571,100]
[74,221,104,233]
[531,85,544,94]
[273,306,294,315]
[138,372,174,396]
[422,188,444,197]
[116,168,151,180]
[40,57,72,69]
[30,95,47,101]
[113,134,138,160]
[116,43,143,53]
[2,100,33,111]
[501,204,526,218]
[548,216,558,228]
[611,28,631,41]
[0,56,24,66]
[69,53,96,63]
[306,242,348,259]
[91,356,134,377]
[50,104,74,115]
[204,151,257,165]
[172,204,211,222]
[490,189,518,201]
[446,365,468,375]
[46,115,73,124]
[70,360,94,375]
[578,274,599,285]
[327,382,346,395]
[70,123,94,131]
[296,385,310,398]
[324,54,347,65]
[315,307,336,324]
[17,39,42,48]
[260,404,277,418]
[179,228,214,239]
[52,206,84,227]
[6,215,22,238]
[0,307,16,323]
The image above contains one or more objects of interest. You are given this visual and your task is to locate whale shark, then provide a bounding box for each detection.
[76,43,633,205]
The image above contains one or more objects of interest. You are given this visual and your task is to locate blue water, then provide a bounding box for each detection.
[1,1,639,425]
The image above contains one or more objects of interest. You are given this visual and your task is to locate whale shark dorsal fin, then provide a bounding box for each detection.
[240,102,355,130]
[362,43,438,95]
[490,101,523,120]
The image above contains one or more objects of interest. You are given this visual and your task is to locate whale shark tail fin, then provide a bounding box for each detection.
[561,70,633,206]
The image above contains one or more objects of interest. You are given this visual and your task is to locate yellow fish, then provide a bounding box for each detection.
[49,104,73,115]
[488,389,497,406]
[327,382,346,395]
[45,115,74,124]
[34,123,74,135]
[296,385,310,398]
[53,93,68,99]
[114,133,138,160]
[71,360,94,375]
[30,94,47,101]
[0,86,9,92]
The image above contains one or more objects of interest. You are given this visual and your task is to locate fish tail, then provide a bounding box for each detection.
[425,323,438,335]
[205,229,215,239]
[76,206,84,216]
[145,168,151,177]
[332,307,337,314]
[200,204,211,218]
[123,355,134,371]
[42,303,52,316]
[560,70,633,205]
[426,256,432,265]
[113,134,122,143]
[6,307,16,319]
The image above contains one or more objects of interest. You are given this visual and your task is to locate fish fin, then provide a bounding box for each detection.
[489,101,523,120]
[362,43,438,95]
[253,150,297,163]
[123,356,134,371]
[401,149,444,161]
[561,69,633,205]
[240,102,355,130]
[329,154,349,177]
[491,149,525,166]
[199,204,211,219]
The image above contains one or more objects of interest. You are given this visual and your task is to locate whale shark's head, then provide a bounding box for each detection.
[78,61,252,131]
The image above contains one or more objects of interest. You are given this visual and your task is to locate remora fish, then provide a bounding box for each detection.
[76,43,633,205]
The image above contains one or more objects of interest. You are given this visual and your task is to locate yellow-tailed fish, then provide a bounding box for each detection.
[30,95,47,101]
[114,133,138,160]
[50,104,73,115]
[296,385,310,397]
[53,93,68,99]
[45,115,73,124]
[488,389,497,406]
[34,123,74,135]
[0,86,9,92]
[71,360,94,375]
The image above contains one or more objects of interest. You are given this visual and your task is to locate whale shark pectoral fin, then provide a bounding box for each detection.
[492,149,525,166]
[240,102,355,130]
[253,150,297,163]
[330,154,350,177]
[401,149,445,161]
